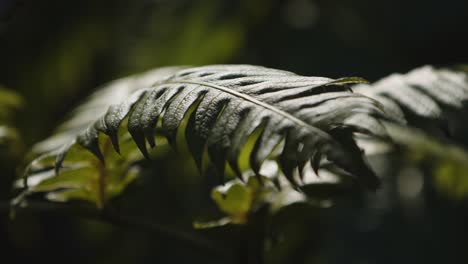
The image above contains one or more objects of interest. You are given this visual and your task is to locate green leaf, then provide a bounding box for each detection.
[211,181,253,223]
[17,65,385,209]
[355,66,468,199]
[354,65,468,147]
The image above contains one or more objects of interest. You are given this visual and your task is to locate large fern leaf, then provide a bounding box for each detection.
[202,66,468,227]
[354,66,468,199]
[16,65,386,208]
[355,66,468,146]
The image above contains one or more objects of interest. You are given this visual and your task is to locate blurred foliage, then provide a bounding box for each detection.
[0,87,22,152]
[0,86,23,197]
[354,66,468,201]
[0,86,22,122]
[375,122,468,200]
[0,0,259,145]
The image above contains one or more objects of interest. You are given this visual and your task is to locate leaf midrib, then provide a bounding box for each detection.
[162,80,333,139]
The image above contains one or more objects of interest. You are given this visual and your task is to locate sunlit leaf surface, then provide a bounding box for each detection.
[16,65,383,210]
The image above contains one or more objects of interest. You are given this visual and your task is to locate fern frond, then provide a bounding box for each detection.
[355,66,468,199]
[17,65,386,208]
[355,66,468,146]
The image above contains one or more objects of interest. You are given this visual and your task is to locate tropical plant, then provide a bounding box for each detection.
[8,64,468,263]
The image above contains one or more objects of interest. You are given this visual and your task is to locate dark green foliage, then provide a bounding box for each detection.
[16,65,388,209]
[13,64,468,228]
[0,87,23,197]
[5,60,468,264]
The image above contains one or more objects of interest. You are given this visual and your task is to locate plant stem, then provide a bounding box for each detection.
[95,159,106,209]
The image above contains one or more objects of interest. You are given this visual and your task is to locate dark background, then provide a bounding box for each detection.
[1,0,468,263]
